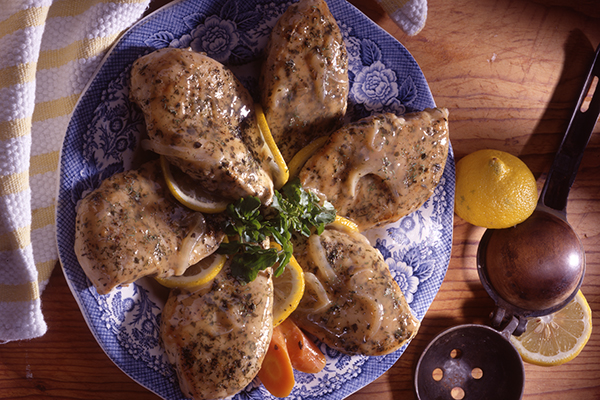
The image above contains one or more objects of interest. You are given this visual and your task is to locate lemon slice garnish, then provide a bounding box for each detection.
[287,136,329,179]
[510,290,592,366]
[155,250,227,289]
[328,215,359,233]
[255,104,289,189]
[160,156,229,213]
[271,243,305,327]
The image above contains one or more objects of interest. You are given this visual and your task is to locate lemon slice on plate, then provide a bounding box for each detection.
[510,290,592,366]
[287,136,329,179]
[160,156,229,213]
[255,104,289,189]
[272,247,305,327]
[155,250,227,289]
[329,215,359,233]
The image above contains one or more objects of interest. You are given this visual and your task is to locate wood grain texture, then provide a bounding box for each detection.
[1,0,599,399]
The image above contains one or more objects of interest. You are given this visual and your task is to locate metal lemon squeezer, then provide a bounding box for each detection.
[415,44,600,400]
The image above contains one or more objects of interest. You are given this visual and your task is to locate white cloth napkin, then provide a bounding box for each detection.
[376,0,427,36]
[0,0,150,343]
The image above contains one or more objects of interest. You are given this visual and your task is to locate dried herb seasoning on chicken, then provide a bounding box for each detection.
[72,0,452,398]
[130,47,275,204]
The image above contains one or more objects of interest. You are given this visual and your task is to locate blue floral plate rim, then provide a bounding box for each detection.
[56,0,456,399]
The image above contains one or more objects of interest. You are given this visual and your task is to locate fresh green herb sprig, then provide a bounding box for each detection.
[217,178,335,283]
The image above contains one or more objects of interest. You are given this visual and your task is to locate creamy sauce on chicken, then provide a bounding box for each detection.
[291,228,420,355]
[74,160,224,295]
[72,1,453,395]
[130,47,274,204]
[161,266,273,400]
[300,108,449,231]
[260,0,349,162]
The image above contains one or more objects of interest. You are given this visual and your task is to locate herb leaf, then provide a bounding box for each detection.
[218,178,336,283]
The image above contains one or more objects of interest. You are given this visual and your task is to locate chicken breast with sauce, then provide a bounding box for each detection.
[300,108,450,231]
[74,160,223,295]
[161,266,273,400]
[260,0,349,162]
[291,228,419,355]
[130,47,274,204]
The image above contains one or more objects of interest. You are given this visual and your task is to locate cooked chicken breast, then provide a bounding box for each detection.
[74,160,223,295]
[260,0,349,162]
[300,108,449,231]
[291,228,419,355]
[130,47,274,204]
[161,266,273,400]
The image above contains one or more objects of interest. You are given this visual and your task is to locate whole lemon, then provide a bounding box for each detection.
[455,149,538,229]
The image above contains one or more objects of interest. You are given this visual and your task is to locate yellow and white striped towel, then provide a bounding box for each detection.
[0,0,150,343]
[375,0,427,36]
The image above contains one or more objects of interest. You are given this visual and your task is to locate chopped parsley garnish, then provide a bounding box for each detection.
[218,178,335,283]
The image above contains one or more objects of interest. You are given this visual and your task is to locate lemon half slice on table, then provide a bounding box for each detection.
[155,249,227,289]
[510,290,592,366]
[255,104,289,189]
[160,156,229,213]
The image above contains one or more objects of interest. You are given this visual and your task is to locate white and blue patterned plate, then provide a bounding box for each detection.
[56,0,455,399]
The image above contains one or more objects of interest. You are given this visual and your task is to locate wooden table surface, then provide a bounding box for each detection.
[2,0,600,399]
